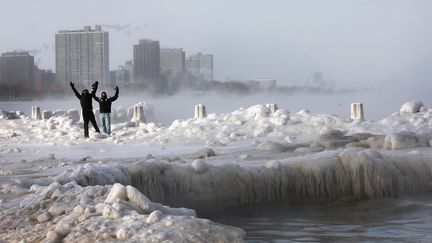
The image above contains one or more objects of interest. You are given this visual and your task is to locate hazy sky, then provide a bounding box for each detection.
[1,0,431,88]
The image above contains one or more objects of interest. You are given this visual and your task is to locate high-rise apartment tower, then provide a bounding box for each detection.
[133,39,160,84]
[0,51,34,88]
[186,53,213,82]
[160,48,185,74]
[55,25,109,86]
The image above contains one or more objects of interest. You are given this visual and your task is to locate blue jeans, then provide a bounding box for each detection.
[100,113,111,134]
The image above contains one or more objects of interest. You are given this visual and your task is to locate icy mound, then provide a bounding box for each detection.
[0,109,22,119]
[123,149,432,213]
[400,101,424,114]
[4,102,432,150]
[0,182,244,242]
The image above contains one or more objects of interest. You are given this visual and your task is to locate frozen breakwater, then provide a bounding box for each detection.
[1,100,432,242]
[58,149,432,214]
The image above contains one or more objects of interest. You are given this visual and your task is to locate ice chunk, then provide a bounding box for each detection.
[400,101,424,114]
[256,141,287,153]
[126,185,155,214]
[265,160,281,170]
[146,210,165,224]
[67,109,80,122]
[102,204,122,219]
[71,164,130,186]
[192,159,210,174]
[384,131,419,150]
[92,132,109,139]
[190,148,216,159]
[37,211,52,222]
[105,183,127,204]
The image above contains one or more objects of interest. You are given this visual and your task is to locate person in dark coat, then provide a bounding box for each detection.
[70,81,100,138]
[93,86,119,134]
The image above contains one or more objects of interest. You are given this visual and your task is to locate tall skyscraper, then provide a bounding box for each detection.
[55,25,109,86]
[0,51,34,88]
[186,53,213,81]
[133,39,160,84]
[160,48,185,75]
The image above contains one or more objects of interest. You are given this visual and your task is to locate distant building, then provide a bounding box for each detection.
[34,67,55,92]
[133,39,160,84]
[120,60,134,82]
[220,78,277,90]
[110,69,130,86]
[55,25,109,86]
[251,78,277,90]
[160,48,185,75]
[186,53,213,82]
[0,51,34,89]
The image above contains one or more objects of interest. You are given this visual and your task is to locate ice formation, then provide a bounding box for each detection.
[0,182,244,242]
[2,100,432,241]
[400,101,424,114]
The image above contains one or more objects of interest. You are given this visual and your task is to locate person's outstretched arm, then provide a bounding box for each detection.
[109,86,119,102]
[91,81,99,96]
[70,82,81,99]
[92,86,100,102]
[92,81,100,102]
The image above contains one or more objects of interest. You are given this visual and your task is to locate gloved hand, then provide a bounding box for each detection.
[92,81,98,90]
[70,82,75,88]
[115,86,119,92]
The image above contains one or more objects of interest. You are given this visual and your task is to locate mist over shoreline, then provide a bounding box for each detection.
[1,82,429,126]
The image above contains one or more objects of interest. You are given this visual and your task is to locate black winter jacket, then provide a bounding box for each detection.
[71,85,97,111]
[93,88,119,113]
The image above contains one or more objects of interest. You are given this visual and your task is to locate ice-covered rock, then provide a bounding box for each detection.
[67,109,80,122]
[105,183,127,203]
[366,135,386,149]
[265,160,281,170]
[190,148,216,159]
[400,101,424,114]
[42,110,53,120]
[71,164,130,186]
[192,159,210,174]
[37,211,52,222]
[146,210,165,224]
[0,109,20,119]
[256,141,287,153]
[102,204,122,219]
[92,132,108,139]
[313,129,357,149]
[126,185,155,214]
[384,131,419,150]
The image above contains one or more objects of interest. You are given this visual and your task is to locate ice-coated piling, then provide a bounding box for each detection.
[31,106,41,119]
[42,110,53,120]
[131,105,146,124]
[351,103,365,121]
[67,109,80,123]
[194,104,206,119]
[266,103,278,113]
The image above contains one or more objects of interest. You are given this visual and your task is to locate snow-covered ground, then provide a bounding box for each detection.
[1,100,432,242]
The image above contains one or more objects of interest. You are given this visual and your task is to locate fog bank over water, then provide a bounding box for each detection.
[1,82,430,125]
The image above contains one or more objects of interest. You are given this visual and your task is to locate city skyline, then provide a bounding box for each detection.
[1,0,431,89]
